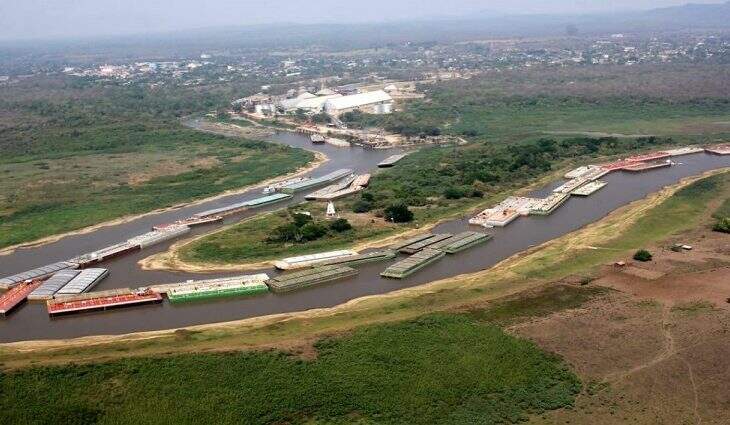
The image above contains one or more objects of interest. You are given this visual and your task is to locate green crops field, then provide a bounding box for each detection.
[0,314,580,425]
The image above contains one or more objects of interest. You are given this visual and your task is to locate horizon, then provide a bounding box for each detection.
[0,0,726,42]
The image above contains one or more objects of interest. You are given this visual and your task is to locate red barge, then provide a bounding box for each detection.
[0,280,42,316]
[47,289,163,317]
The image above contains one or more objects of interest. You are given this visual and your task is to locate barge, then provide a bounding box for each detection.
[193,193,293,218]
[166,276,269,303]
[27,269,81,301]
[0,261,77,290]
[128,225,191,249]
[310,134,326,144]
[275,250,357,270]
[571,180,607,196]
[54,268,109,298]
[529,193,569,215]
[47,289,163,317]
[69,242,140,268]
[0,280,42,316]
[381,248,445,279]
[623,160,672,172]
[266,265,359,293]
[305,175,357,200]
[429,232,493,253]
[399,233,453,254]
[378,154,408,168]
[153,215,222,231]
[280,169,353,193]
[390,234,438,251]
[319,250,397,267]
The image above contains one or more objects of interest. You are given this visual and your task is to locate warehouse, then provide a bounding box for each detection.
[324,90,394,116]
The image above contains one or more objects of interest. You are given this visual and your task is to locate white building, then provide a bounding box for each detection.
[324,90,394,116]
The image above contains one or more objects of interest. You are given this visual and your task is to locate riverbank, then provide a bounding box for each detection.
[3,168,725,368]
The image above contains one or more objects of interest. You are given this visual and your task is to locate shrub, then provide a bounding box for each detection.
[443,187,464,200]
[360,192,374,202]
[267,223,299,243]
[300,222,328,241]
[713,217,730,234]
[384,203,414,223]
[470,189,484,198]
[352,200,372,213]
[633,249,653,262]
[292,213,313,228]
[330,218,352,232]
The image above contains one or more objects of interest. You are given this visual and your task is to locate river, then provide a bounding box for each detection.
[0,124,728,342]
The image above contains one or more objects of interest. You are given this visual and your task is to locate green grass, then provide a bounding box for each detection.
[521,171,730,280]
[0,314,580,425]
[181,206,395,264]
[0,129,313,248]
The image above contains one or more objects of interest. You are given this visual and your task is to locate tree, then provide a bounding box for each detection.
[330,218,352,232]
[633,249,653,262]
[384,203,414,223]
[292,213,312,228]
[300,222,327,241]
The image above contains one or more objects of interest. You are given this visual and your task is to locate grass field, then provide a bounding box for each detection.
[0,76,317,249]
[180,204,397,264]
[0,313,581,425]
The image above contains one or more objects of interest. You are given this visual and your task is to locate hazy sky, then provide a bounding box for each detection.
[0,0,724,40]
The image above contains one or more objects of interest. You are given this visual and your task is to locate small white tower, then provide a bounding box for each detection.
[326,201,337,219]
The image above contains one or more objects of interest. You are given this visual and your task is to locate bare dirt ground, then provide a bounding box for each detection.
[517,226,730,424]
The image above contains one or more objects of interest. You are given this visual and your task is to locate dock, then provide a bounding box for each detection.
[429,232,493,253]
[571,180,607,196]
[378,154,408,168]
[166,275,270,303]
[0,261,77,290]
[398,234,453,254]
[274,250,358,270]
[280,169,353,193]
[266,265,359,293]
[0,280,42,316]
[47,289,163,316]
[380,248,445,279]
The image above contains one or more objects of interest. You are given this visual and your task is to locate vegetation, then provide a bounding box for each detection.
[361,134,682,218]
[344,65,730,140]
[384,203,414,223]
[0,314,580,424]
[713,217,730,233]
[633,249,653,262]
[0,77,313,248]
[181,206,395,264]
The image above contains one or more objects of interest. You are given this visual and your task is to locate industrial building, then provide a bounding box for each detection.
[324,90,394,116]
